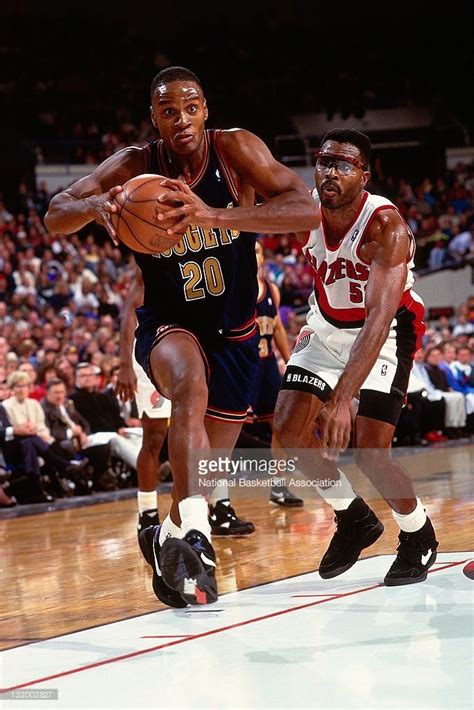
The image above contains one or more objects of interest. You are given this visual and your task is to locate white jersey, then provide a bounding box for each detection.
[303,190,420,343]
[285,190,426,408]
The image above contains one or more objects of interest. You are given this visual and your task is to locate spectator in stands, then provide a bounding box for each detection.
[448,223,474,263]
[27,362,58,401]
[450,347,474,430]
[3,371,52,442]
[103,366,141,429]
[0,380,10,402]
[0,371,88,484]
[423,347,467,437]
[54,355,75,391]
[42,379,90,459]
[70,363,138,476]
[408,351,447,443]
[427,239,448,270]
[440,343,461,390]
[452,314,474,338]
[18,362,42,401]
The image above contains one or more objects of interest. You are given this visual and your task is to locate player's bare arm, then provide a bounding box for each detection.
[269,282,291,363]
[44,147,146,240]
[155,129,320,234]
[116,264,144,402]
[316,210,410,456]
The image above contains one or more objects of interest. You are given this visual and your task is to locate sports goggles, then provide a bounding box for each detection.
[314,151,366,176]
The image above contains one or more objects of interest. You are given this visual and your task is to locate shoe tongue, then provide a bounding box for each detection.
[345,497,371,522]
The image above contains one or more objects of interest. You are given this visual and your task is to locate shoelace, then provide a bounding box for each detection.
[333,510,370,534]
[219,503,238,520]
[396,531,426,562]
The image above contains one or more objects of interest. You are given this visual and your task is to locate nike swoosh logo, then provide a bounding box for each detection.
[421,550,432,566]
[152,530,162,576]
[200,553,216,568]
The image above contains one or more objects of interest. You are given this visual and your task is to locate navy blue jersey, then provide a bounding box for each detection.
[256,279,278,358]
[134,130,258,341]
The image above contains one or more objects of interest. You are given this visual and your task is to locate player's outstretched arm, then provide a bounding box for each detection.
[116,263,144,402]
[155,129,319,235]
[44,147,145,240]
[315,210,411,457]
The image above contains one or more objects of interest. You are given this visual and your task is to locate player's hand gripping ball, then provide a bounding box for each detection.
[111,174,186,254]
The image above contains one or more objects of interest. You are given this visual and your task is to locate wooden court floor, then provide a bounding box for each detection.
[1,443,473,652]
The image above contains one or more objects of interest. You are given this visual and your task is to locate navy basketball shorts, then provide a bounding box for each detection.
[248,354,282,423]
[135,319,260,424]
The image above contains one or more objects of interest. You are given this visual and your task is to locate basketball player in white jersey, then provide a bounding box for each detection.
[273,129,438,586]
[116,267,171,534]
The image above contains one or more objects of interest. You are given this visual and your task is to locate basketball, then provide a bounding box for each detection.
[111,174,186,254]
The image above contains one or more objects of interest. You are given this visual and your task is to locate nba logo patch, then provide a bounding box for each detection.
[381,364,388,376]
[151,391,164,408]
[293,328,314,354]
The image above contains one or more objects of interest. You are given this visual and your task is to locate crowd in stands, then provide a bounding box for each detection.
[369,160,474,272]
[258,160,474,277]
[0,167,473,507]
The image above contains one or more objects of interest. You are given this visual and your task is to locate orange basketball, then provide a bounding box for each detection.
[111,174,185,254]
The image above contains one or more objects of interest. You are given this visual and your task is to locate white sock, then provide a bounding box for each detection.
[179,496,212,541]
[137,490,157,515]
[158,514,183,546]
[316,469,357,511]
[392,498,427,533]
[209,478,229,505]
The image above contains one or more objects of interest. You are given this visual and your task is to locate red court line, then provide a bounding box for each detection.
[0,559,467,693]
[141,635,192,638]
[292,594,342,598]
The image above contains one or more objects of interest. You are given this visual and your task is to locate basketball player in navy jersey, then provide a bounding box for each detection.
[116,263,256,537]
[273,128,438,586]
[45,66,318,607]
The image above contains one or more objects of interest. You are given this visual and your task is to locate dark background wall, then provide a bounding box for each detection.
[1,0,472,198]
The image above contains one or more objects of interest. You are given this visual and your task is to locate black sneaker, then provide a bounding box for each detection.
[270,484,304,507]
[319,498,384,579]
[159,529,218,605]
[138,525,188,608]
[384,517,438,586]
[137,508,160,535]
[208,499,255,536]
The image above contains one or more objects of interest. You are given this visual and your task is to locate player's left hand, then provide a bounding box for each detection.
[315,400,352,460]
[115,363,137,402]
[156,178,217,233]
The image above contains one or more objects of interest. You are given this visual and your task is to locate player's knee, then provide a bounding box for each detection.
[142,431,166,455]
[141,418,167,453]
[172,371,208,415]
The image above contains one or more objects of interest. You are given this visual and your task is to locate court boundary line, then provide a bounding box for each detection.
[1,559,467,693]
[3,550,472,652]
